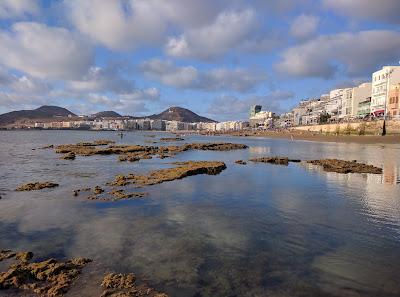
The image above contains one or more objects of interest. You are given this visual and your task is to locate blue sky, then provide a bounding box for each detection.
[0,0,399,121]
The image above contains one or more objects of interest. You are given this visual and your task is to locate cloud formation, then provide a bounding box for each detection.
[276,30,400,78]
[0,22,93,80]
[0,0,39,19]
[290,14,319,40]
[323,0,400,23]
[166,9,258,60]
[141,59,266,92]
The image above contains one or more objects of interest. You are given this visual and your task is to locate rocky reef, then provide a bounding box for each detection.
[0,250,168,297]
[94,140,116,146]
[101,273,168,297]
[110,161,227,187]
[16,182,59,191]
[54,142,248,161]
[307,159,383,174]
[160,137,184,142]
[0,250,33,262]
[250,157,301,166]
[61,152,76,160]
[0,251,91,296]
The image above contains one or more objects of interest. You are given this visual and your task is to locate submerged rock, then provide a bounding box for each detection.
[39,145,54,149]
[94,140,116,146]
[185,142,248,151]
[252,157,289,165]
[0,250,32,262]
[160,137,184,142]
[0,252,91,296]
[235,160,247,165]
[250,157,301,166]
[73,188,91,197]
[307,159,383,174]
[100,273,168,297]
[61,152,76,160]
[110,161,227,187]
[16,182,59,191]
[109,190,148,200]
[94,186,104,195]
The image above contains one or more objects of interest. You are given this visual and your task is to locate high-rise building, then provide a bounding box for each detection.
[351,83,372,117]
[371,66,400,116]
[249,105,262,118]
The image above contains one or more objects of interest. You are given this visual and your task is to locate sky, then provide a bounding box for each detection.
[0,0,399,121]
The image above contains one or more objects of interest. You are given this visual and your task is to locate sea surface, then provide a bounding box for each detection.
[0,130,400,297]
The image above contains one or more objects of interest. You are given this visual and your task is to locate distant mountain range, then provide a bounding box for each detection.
[0,105,216,126]
[146,107,216,123]
[0,106,76,125]
[91,111,122,118]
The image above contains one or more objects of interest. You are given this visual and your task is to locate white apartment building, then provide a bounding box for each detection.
[339,88,353,119]
[327,89,342,118]
[351,83,372,117]
[371,66,400,116]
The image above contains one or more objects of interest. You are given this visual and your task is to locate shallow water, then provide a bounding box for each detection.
[0,130,400,297]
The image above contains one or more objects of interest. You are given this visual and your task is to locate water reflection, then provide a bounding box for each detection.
[0,131,399,297]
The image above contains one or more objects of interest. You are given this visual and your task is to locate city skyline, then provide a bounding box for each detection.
[1,0,400,121]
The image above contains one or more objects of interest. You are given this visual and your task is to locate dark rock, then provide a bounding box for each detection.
[16,182,59,191]
[110,161,226,187]
[0,251,91,296]
[61,152,76,160]
[100,273,168,297]
[160,137,184,142]
[307,159,383,174]
[93,186,104,195]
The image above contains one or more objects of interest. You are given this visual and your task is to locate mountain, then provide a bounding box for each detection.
[147,107,216,123]
[91,111,122,118]
[0,105,76,125]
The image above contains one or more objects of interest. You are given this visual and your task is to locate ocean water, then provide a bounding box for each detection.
[0,130,400,297]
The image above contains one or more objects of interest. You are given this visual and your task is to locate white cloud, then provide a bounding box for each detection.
[141,59,266,92]
[165,9,257,59]
[65,0,166,50]
[323,0,400,23]
[0,64,160,115]
[86,88,159,113]
[290,14,319,40]
[0,67,50,94]
[0,22,93,80]
[276,30,400,78]
[0,0,39,19]
[67,66,136,94]
[140,59,199,89]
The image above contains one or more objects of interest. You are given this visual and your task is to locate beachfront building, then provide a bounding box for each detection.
[357,98,372,118]
[351,83,372,118]
[151,119,166,131]
[339,88,353,119]
[371,66,400,117]
[388,83,400,118]
[327,89,342,120]
[249,105,276,128]
[250,105,262,118]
